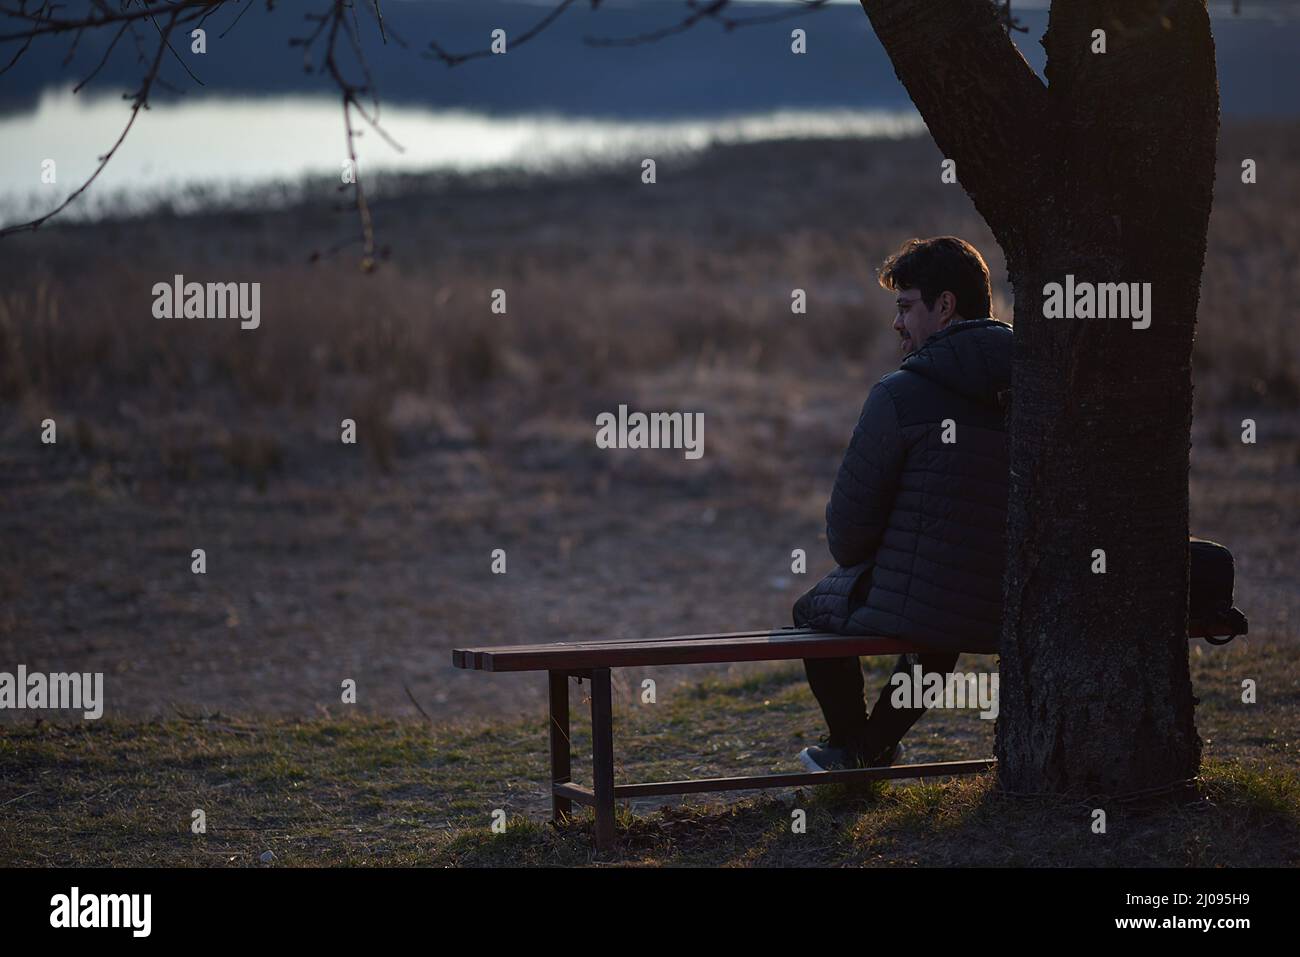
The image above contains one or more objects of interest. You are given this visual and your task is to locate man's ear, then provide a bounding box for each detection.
[938,291,956,326]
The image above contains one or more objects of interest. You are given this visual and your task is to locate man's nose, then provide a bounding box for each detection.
[892,315,905,331]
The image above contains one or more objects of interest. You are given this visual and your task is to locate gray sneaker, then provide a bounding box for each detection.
[798,739,905,772]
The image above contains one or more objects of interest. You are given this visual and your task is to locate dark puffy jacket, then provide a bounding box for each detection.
[793,318,1013,653]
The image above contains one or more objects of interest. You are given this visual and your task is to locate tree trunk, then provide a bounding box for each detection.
[859,0,1220,793]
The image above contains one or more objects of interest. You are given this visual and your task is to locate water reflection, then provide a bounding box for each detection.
[0,89,922,225]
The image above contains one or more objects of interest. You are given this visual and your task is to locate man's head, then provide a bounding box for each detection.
[877,237,992,356]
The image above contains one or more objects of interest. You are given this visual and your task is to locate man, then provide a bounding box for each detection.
[793,236,1013,772]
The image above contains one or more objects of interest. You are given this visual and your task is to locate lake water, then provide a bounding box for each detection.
[0,93,922,223]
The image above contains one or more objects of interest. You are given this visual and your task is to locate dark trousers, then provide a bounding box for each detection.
[803,651,961,761]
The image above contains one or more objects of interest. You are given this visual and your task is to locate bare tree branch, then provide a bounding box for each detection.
[584,0,831,47]
[0,0,887,260]
[0,0,49,73]
[216,0,255,40]
[0,6,182,237]
[71,20,129,93]
[144,2,205,87]
[0,0,215,42]
[424,0,579,66]
[290,0,404,268]
[858,0,1053,267]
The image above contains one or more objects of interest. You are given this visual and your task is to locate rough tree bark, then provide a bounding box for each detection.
[858,0,1219,793]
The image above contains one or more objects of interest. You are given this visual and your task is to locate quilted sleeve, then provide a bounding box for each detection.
[825,381,904,568]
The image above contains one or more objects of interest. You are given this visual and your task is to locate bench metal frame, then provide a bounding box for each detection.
[545,665,996,851]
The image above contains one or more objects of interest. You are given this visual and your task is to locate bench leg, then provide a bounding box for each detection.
[590,667,616,851]
[548,671,572,825]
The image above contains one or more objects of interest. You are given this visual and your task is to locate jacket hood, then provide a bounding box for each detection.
[900,318,1013,407]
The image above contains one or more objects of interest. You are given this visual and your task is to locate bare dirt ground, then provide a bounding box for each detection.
[2,124,1297,726]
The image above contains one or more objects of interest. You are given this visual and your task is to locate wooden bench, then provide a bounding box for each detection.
[452,621,1243,850]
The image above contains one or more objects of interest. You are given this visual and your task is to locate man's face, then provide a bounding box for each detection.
[892,288,953,356]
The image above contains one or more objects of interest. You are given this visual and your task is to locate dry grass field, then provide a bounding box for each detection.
[2,121,1296,722]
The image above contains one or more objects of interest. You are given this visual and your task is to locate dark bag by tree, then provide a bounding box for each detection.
[1190,537,1248,644]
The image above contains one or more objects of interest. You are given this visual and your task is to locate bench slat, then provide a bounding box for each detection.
[454,630,919,672]
[451,619,1244,673]
[452,628,813,672]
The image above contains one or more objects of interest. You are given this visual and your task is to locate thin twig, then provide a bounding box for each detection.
[72,19,128,92]
[426,0,578,65]
[403,683,432,722]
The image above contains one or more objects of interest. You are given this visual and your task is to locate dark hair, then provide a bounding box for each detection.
[877,236,992,320]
